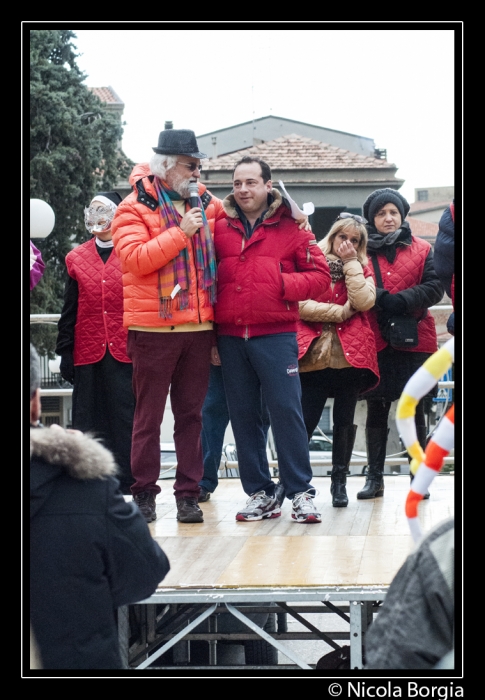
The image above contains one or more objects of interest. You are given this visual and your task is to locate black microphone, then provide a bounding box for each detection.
[188,181,199,209]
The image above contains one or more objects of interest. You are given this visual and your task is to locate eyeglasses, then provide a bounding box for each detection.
[337,212,368,224]
[176,161,202,172]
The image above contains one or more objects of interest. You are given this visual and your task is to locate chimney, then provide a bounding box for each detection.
[164,121,173,130]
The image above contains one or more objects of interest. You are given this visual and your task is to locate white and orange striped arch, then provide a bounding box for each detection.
[395,337,454,543]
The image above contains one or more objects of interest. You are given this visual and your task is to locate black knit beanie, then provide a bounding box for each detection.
[363,188,409,225]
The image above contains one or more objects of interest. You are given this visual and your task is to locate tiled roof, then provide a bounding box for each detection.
[409,200,449,214]
[89,86,124,105]
[202,134,395,171]
[407,216,439,241]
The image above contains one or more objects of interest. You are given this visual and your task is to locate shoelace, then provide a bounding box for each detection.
[293,490,319,510]
[246,491,269,507]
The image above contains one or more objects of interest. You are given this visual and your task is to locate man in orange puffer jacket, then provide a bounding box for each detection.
[112,128,226,525]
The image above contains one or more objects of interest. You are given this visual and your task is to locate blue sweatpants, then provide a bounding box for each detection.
[218,333,315,500]
[199,364,271,493]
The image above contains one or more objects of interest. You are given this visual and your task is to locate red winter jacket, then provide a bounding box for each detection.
[111,163,226,329]
[65,238,130,365]
[369,235,441,353]
[213,191,331,338]
[296,258,379,389]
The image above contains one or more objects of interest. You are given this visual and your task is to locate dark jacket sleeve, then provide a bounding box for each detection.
[281,237,331,302]
[106,479,170,607]
[55,274,79,356]
[398,248,444,313]
[433,206,455,299]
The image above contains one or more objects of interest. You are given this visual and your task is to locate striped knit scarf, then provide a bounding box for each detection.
[153,178,217,319]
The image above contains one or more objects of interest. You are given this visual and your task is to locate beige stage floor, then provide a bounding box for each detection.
[148,475,455,590]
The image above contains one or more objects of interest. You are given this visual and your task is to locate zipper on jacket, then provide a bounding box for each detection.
[279,262,290,309]
[306,241,318,267]
[244,325,249,340]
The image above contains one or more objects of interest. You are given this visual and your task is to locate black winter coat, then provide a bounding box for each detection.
[30,426,170,670]
[434,205,455,300]
[434,204,455,335]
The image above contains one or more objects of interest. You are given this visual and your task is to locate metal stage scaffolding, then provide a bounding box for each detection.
[119,585,387,670]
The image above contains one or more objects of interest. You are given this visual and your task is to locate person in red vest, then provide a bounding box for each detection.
[357,188,444,501]
[56,192,135,495]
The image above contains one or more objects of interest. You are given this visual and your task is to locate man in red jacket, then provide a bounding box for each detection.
[213,156,331,523]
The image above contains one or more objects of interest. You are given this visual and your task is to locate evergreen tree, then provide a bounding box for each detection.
[29,29,132,356]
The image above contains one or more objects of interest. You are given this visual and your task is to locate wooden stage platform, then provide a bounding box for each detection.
[121,474,455,671]
[150,474,454,588]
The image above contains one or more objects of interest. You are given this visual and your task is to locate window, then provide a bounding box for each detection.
[417,190,429,202]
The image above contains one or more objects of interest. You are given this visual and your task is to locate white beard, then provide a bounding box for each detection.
[166,169,192,199]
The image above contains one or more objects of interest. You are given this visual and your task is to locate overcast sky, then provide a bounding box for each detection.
[70,25,459,205]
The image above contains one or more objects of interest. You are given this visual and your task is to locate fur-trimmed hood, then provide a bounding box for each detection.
[222,188,288,221]
[30,427,119,520]
[30,426,117,481]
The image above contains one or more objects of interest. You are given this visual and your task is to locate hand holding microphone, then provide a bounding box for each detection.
[185,180,201,236]
[181,181,202,236]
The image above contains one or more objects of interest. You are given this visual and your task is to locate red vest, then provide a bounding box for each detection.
[66,239,130,365]
[368,236,438,354]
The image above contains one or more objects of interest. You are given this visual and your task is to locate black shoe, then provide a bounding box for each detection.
[330,475,348,508]
[133,491,157,523]
[357,476,384,500]
[198,487,211,503]
[177,497,204,523]
[330,426,356,507]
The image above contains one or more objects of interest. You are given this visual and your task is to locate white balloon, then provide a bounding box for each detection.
[30,199,55,239]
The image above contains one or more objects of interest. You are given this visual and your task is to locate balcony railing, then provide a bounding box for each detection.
[30,308,455,471]
[30,306,454,394]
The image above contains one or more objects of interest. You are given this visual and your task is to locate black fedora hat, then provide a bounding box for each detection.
[152,129,207,158]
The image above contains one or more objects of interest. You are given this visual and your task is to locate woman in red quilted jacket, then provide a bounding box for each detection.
[297,214,379,507]
[357,188,444,501]
[55,192,135,495]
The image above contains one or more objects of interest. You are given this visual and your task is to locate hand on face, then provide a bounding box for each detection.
[336,240,358,260]
[332,230,360,261]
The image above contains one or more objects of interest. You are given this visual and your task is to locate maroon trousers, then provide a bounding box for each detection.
[127,329,213,500]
